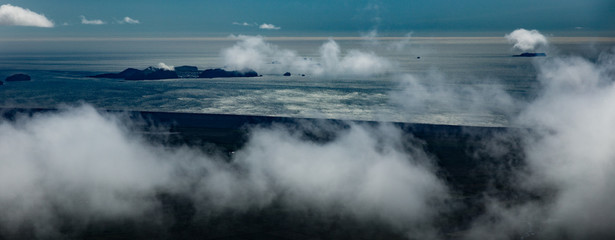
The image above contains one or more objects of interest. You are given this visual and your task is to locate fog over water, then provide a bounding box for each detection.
[1,31,615,239]
[2,34,612,126]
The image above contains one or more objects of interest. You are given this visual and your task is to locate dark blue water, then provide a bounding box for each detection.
[1,37,612,126]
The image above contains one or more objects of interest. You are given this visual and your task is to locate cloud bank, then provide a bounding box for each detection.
[2,27,613,239]
[80,15,105,25]
[505,28,548,52]
[0,105,448,238]
[383,30,615,238]
[222,35,394,76]
[0,4,53,28]
[463,52,615,239]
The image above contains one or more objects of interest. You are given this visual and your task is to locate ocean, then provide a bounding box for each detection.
[2,35,615,239]
[3,36,611,127]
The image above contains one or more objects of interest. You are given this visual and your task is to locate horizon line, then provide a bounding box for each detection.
[2,36,615,43]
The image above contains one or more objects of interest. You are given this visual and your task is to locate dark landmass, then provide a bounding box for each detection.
[283,72,291,76]
[513,52,546,57]
[90,67,178,80]
[90,66,258,80]
[5,73,31,82]
[131,66,179,80]
[199,68,258,78]
[0,108,525,240]
[174,65,200,78]
[90,68,144,79]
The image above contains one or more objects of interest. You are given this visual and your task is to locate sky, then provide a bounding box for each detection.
[0,0,614,38]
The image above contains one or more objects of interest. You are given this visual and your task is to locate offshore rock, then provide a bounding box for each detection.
[198,68,258,79]
[512,52,546,57]
[283,72,291,76]
[5,74,31,82]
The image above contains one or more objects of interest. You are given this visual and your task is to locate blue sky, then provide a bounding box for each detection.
[1,0,614,38]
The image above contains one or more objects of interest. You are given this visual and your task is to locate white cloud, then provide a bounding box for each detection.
[0,4,54,28]
[80,15,104,25]
[121,16,139,24]
[156,62,174,71]
[259,23,280,30]
[464,50,615,239]
[505,28,548,52]
[233,21,253,26]
[0,105,448,237]
[222,35,394,76]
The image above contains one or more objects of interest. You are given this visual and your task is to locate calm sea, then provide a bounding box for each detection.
[0,37,612,126]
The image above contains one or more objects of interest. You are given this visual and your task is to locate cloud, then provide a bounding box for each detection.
[156,62,174,71]
[389,70,517,126]
[376,30,615,238]
[505,28,548,52]
[514,53,615,238]
[0,105,448,237]
[203,123,449,232]
[464,50,615,239]
[360,29,379,45]
[259,23,280,30]
[232,21,253,26]
[0,107,174,236]
[387,32,413,51]
[80,15,105,25]
[121,16,139,24]
[221,35,394,76]
[0,4,53,28]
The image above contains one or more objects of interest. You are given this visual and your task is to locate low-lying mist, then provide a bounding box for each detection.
[0,106,449,239]
[389,70,518,126]
[222,35,394,76]
[2,29,615,239]
[388,29,615,239]
[465,49,615,240]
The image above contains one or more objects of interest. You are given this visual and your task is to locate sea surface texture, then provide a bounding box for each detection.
[0,37,611,126]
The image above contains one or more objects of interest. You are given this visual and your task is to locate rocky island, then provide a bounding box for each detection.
[5,74,31,82]
[90,66,259,80]
[198,68,258,78]
[513,52,546,57]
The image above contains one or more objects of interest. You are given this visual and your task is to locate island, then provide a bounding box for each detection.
[199,68,258,78]
[5,73,31,82]
[89,66,259,80]
[513,52,547,57]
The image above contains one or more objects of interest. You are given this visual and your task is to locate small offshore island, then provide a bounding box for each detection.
[512,52,547,57]
[89,66,259,80]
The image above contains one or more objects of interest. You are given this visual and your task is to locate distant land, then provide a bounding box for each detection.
[89,66,259,80]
